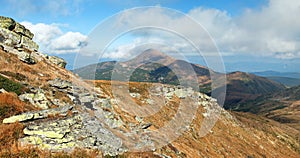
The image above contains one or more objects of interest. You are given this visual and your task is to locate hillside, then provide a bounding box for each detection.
[224,71,285,109]
[237,85,300,131]
[0,16,299,157]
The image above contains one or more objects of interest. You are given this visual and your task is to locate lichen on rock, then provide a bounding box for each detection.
[0,16,16,31]
[47,56,67,68]
[0,16,68,68]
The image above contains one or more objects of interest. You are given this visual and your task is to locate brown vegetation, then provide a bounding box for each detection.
[92,80,300,157]
[0,92,37,122]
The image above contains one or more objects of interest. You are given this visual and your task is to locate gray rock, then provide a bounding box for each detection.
[19,89,50,109]
[48,78,72,89]
[130,93,141,98]
[174,89,187,99]
[140,123,152,129]
[2,105,73,123]
[20,35,39,52]
[0,16,43,65]
[0,88,7,93]
[13,22,34,39]
[3,113,34,124]
[19,113,126,156]
[17,51,36,64]
[146,98,154,105]
[0,16,16,30]
[80,95,94,103]
[48,56,67,68]
[0,27,21,46]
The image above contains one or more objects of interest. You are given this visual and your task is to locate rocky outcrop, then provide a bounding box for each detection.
[17,50,36,64]
[48,78,72,89]
[19,89,50,109]
[14,23,34,39]
[0,16,38,64]
[47,56,67,68]
[0,16,16,30]
[0,17,33,39]
[3,105,73,123]
[0,16,38,52]
[19,114,125,155]
[0,16,67,68]
[2,78,127,155]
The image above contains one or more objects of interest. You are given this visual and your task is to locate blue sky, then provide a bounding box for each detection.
[0,0,299,72]
[0,0,267,34]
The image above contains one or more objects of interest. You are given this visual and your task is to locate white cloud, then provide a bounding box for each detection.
[50,32,87,54]
[21,22,87,54]
[21,22,62,46]
[98,0,300,59]
[18,0,300,59]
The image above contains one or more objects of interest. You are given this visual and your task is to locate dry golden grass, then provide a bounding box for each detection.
[0,123,24,150]
[0,92,37,122]
[0,145,101,158]
[90,79,300,158]
[0,50,73,88]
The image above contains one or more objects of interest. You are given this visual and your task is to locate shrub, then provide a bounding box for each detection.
[0,75,24,95]
[0,71,27,81]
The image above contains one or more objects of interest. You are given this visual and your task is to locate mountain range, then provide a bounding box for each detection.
[74,49,286,109]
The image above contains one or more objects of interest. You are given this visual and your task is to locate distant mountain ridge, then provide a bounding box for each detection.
[266,76,300,87]
[74,49,285,108]
[252,71,300,79]
[252,71,300,87]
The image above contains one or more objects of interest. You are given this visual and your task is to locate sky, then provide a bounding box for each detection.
[0,0,300,72]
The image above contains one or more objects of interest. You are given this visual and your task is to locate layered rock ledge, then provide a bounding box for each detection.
[0,16,67,68]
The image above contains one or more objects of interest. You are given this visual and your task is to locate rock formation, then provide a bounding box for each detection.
[0,16,67,68]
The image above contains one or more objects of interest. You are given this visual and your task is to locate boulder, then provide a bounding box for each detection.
[2,105,73,124]
[19,89,50,109]
[0,88,7,93]
[13,23,34,39]
[3,113,34,124]
[48,56,67,68]
[24,127,70,139]
[17,51,36,64]
[0,27,21,46]
[80,95,94,103]
[0,16,41,65]
[48,78,72,89]
[174,89,186,98]
[30,52,44,62]
[20,35,39,51]
[0,16,16,30]
[130,93,141,98]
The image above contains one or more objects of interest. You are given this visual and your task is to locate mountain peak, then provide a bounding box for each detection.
[125,49,176,66]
